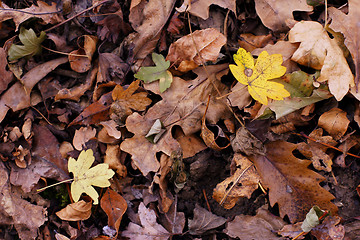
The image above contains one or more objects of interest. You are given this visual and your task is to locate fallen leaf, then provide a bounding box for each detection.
[69,35,98,73]
[0,1,63,31]
[229,48,289,105]
[99,120,122,140]
[97,52,131,84]
[238,33,273,52]
[122,202,170,240]
[311,216,345,240]
[110,80,152,123]
[166,28,226,72]
[297,128,337,172]
[8,28,46,61]
[278,222,304,239]
[135,53,173,92]
[159,197,185,235]
[104,145,127,178]
[0,48,13,94]
[73,127,97,151]
[254,0,313,31]
[318,108,350,140]
[173,128,207,158]
[69,91,113,126]
[187,0,236,20]
[126,0,176,60]
[289,21,354,101]
[56,200,92,221]
[68,149,115,205]
[0,162,47,240]
[224,205,286,240]
[0,57,68,123]
[328,0,360,88]
[188,204,227,235]
[250,140,337,223]
[100,188,127,238]
[213,153,260,209]
[301,206,327,232]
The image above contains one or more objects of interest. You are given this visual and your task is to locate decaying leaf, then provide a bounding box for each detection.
[301,206,327,232]
[289,21,354,101]
[166,28,226,72]
[135,53,173,93]
[213,153,260,209]
[318,108,350,140]
[224,205,286,240]
[73,126,97,151]
[104,145,127,178]
[328,0,360,88]
[122,202,170,240]
[159,197,185,235]
[254,0,313,31]
[184,0,236,20]
[0,48,13,94]
[250,140,337,223]
[188,204,227,235]
[311,215,345,240]
[8,28,46,61]
[56,200,92,221]
[68,35,98,73]
[297,128,337,172]
[110,80,152,124]
[100,188,127,238]
[229,48,289,105]
[68,149,115,205]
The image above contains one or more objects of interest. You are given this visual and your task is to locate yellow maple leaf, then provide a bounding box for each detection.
[68,149,115,205]
[229,48,290,105]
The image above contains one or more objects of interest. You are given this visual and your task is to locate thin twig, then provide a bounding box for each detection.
[0,8,61,15]
[42,45,87,57]
[202,189,211,212]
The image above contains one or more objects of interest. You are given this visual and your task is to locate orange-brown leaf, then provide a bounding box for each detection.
[318,108,350,140]
[56,200,92,221]
[250,140,337,223]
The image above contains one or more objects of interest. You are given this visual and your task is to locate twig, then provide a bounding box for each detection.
[202,189,211,212]
[41,45,87,58]
[0,8,61,15]
[44,0,112,33]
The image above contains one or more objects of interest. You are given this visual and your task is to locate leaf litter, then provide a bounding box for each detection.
[0,0,360,239]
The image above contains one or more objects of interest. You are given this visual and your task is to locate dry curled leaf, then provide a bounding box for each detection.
[69,35,98,73]
[56,200,92,221]
[318,108,350,140]
[73,127,97,151]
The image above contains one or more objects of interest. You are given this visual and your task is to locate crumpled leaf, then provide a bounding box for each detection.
[224,205,286,240]
[229,48,289,105]
[188,204,227,235]
[110,80,152,123]
[297,129,337,172]
[254,0,313,31]
[289,21,354,101]
[0,1,63,31]
[104,144,127,178]
[166,28,226,72]
[73,127,97,151]
[68,149,115,205]
[328,0,360,89]
[100,188,127,238]
[312,215,345,240]
[250,140,337,223]
[135,53,173,93]
[145,119,166,143]
[56,200,92,221]
[8,27,46,61]
[213,153,260,209]
[318,108,350,140]
[68,35,98,73]
[301,206,326,232]
[179,0,236,20]
[122,202,170,240]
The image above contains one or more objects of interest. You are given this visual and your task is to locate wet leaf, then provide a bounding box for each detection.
[8,28,46,61]
[135,53,173,93]
[229,48,289,105]
[68,149,115,205]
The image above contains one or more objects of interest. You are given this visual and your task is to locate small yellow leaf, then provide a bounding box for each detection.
[68,149,115,204]
[229,48,290,105]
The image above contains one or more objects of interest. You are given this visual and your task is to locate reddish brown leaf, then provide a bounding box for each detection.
[69,92,113,126]
[250,140,337,223]
[69,35,98,73]
[166,12,184,35]
[100,188,127,237]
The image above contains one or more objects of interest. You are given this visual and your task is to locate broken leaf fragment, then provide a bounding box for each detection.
[8,27,46,61]
[134,53,173,93]
[229,48,289,105]
[68,149,115,205]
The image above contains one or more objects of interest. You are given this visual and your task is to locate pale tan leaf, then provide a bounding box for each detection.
[73,127,97,151]
[56,200,92,221]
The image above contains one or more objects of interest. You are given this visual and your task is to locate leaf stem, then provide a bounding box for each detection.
[37,179,73,192]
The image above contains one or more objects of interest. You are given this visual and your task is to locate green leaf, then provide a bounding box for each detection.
[8,27,46,61]
[134,53,173,93]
